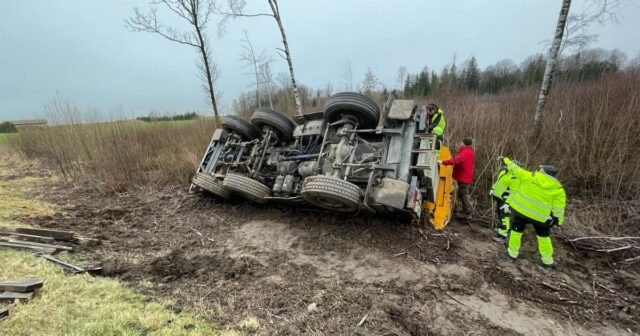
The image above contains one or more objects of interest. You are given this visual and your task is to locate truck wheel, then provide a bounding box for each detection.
[251,108,294,141]
[222,173,271,204]
[324,92,380,129]
[222,116,262,140]
[192,173,231,200]
[301,175,361,212]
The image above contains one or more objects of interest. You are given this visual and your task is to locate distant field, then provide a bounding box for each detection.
[134,117,213,129]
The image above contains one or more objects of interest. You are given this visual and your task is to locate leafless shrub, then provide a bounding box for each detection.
[11,97,214,187]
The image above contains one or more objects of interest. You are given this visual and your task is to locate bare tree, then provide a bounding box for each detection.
[324,81,333,97]
[126,0,221,127]
[239,30,268,107]
[259,61,275,109]
[214,0,302,115]
[533,0,623,138]
[342,59,354,91]
[396,66,407,92]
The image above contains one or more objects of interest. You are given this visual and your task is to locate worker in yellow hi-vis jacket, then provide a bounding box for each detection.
[499,156,566,269]
[426,103,446,153]
[490,160,522,242]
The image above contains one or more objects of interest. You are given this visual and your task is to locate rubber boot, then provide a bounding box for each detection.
[496,216,510,239]
[537,235,554,267]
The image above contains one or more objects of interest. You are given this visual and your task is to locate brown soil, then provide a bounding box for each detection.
[15,176,640,335]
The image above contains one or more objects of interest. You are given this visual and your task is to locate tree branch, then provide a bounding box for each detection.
[125,7,199,47]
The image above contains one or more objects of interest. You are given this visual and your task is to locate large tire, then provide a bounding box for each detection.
[222,173,271,204]
[324,92,380,129]
[301,175,362,212]
[192,172,231,200]
[251,108,295,141]
[222,116,261,140]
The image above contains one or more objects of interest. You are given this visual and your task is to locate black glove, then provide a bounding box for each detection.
[551,216,560,227]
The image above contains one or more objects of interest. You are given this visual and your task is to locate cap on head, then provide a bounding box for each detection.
[426,103,438,112]
[463,137,473,146]
[539,165,559,177]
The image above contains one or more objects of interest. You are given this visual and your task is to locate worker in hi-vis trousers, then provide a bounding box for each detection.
[490,160,522,242]
[499,157,566,268]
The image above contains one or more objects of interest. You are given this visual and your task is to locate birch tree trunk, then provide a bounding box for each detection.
[533,0,571,139]
[268,0,302,116]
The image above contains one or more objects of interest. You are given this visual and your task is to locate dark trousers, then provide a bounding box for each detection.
[510,211,551,237]
[456,182,473,216]
[435,135,443,150]
[494,197,504,219]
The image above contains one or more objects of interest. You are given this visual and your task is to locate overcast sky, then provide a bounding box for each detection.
[1,0,639,121]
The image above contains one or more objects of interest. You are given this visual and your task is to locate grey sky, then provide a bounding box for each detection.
[1,0,639,121]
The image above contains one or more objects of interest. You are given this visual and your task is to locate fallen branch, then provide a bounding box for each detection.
[541,281,561,291]
[356,313,368,327]
[569,236,640,242]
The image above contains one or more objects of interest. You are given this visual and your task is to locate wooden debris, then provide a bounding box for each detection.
[0,291,34,302]
[34,253,101,275]
[0,307,8,319]
[0,242,55,253]
[0,231,55,243]
[0,278,44,293]
[393,251,407,257]
[75,236,101,246]
[15,228,75,241]
[5,239,72,252]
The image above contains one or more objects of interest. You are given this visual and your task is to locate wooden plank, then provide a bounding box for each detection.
[6,239,72,251]
[0,291,34,302]
[0,278,44,293]
[0,242,54,253]
[0,307,8,319]
[0,231,55,243]
[15,228,75,241]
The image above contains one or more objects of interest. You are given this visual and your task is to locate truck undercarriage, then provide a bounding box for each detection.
[191,92,455,229]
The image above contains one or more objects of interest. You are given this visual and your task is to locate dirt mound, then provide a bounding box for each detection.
[142,249,264,282]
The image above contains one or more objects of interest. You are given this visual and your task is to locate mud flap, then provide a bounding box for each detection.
[425,146,455,230]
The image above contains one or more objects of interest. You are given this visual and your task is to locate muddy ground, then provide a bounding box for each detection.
[7,164,640,335]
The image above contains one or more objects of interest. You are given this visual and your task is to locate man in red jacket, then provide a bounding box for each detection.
[439,137,476,219]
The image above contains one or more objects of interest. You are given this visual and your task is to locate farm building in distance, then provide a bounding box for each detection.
[9,119,48,129]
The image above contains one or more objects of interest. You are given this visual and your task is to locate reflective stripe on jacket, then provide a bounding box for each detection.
[490,169,521,199]
[504,158,566,224]
[429,108,446,136]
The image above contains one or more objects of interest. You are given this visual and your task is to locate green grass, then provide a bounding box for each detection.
[0,249,219,336]
[0,133,16,143]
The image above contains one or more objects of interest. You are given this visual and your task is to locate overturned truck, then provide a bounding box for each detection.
[191,92,455,229]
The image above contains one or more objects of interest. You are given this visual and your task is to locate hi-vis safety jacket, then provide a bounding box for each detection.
[490,169,520,200]
[504,158,566,225]
[428,108,446,136]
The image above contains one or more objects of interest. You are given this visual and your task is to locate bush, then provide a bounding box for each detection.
[441,71,640,236]
[0,122,17,133]
[10,99,215,186]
